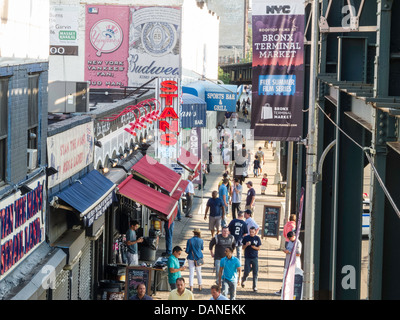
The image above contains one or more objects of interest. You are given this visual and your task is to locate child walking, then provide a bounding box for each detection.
[261,173,268,195]
[253,156,260,177]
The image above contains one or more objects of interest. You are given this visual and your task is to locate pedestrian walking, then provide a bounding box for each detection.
[125,220,144,266]
[167,246,186,290]
[241,226,262,292]
[198,163,207,190]
[176,197,182,221]
[185,228,204,292]
[246,96,251,109]
[204,190,225,237]
[243,108,249,123]
[168,278,194,300]
[253,155,260,177]
[218,172,232,194]
[209,226,236,286]
[244,209,260,235]
[231,111,238,128]
[163,220,174,256]
[283,231,302,268]
[218,247,241,300]
[222,144,231,173]
[261,173,268,195]
[245,181,256,213]
[224,111,232,127]
[231,178,242,220]
[255,147,265,175]
[210,284,229,300]
[275,231,302,296]
[228,211,248,263]
[129,283,153,300]
[283,214,297,249]
[185,175,194,217]
[219,178,230,226]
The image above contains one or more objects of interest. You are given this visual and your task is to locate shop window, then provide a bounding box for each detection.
[0,77,8,183]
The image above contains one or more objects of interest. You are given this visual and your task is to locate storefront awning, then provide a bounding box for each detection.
[171,179,189,201]
[183,80,237,112]
[117,176,178,227]
[55,170,115,227]
[177,147,201,174]
[180,93,207,128]
[116,152,143,173]
[131,155,182,196]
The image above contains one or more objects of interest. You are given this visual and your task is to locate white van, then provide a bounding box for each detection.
[362,199,370,238]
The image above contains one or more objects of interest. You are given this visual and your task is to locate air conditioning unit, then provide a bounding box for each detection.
[27,149,38,170]
[48,81,90,113]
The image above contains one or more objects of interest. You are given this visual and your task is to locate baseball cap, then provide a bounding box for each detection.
[246,181,253,186]
[244,209,252,215]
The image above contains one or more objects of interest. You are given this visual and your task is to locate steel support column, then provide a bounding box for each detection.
[368,0,393,300]
[334,110,364,300]
[382,148,400,299]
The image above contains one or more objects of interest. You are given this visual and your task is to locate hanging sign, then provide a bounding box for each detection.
[47,122,94,189]
[252,0,304,141]
[156,78,181,164]
[0,178,46,280]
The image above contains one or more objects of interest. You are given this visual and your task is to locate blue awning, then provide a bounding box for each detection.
[180,93,207,128]
[183,80,237,112]
[56,170,116,227]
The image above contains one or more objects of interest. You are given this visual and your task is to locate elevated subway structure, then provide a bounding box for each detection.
[293,0,400,300]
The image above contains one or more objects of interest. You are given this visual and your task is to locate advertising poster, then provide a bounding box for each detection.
[47,122,94,188]
[85,5,130,89]
[128,6,181,88]
[0,177,46,280]
[49,5,79,55]
[251,0,304,141]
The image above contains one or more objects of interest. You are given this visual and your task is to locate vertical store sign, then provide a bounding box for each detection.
[189,127,202,185]
[0,178,46,280]
[251,0,304,141]
[156,78,181,164]
[127,6,182,88]
[49,5,79,56]
[85,5,129,89]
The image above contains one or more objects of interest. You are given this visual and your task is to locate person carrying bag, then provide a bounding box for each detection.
[185,228,204,291]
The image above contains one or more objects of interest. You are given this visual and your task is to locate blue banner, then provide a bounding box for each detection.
[180,102,207,128]
[205,91,237,112]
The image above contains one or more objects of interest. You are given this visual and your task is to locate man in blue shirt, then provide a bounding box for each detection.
[129,283,153,300]
[241,226,262,292]
[219,178,230,227]
[126,220,144,266]
[228,211,248,264]
[210,285,229,300]
[218,247,241,300]
[204,190,225,237]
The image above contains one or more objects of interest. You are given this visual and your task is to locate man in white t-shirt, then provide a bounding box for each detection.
[185,175,195,217]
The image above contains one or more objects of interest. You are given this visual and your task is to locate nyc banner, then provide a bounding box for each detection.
[251,0,305,141]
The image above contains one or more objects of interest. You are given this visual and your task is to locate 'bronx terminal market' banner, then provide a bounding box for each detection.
[251,0,304,141]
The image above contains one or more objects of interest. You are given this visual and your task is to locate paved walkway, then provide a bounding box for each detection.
[152,119,287,300]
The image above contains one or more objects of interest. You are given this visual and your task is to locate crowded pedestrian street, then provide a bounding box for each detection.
[1,0,399,304]
[152,117,286,300]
